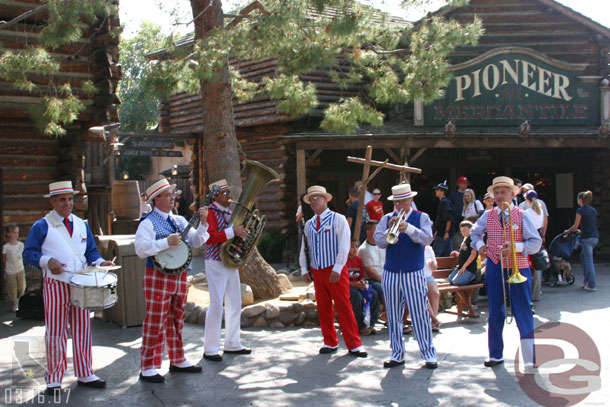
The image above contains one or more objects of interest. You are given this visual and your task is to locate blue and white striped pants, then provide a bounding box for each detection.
[382,269,437,363]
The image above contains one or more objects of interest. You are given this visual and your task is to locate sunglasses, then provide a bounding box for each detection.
[373,193,381,195]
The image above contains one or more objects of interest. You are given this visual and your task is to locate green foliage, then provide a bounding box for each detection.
[147,0,483,134]
[257,232,286,263]
[0,0,118,137]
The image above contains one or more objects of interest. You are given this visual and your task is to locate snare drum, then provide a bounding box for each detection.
[70,271,118,310]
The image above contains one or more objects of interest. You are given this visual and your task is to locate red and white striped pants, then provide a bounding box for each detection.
[42,278,93,385]
[141,267,188,370]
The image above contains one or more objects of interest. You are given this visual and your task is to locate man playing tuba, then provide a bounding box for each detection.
[470,176,541,368]
[203,179,252,362]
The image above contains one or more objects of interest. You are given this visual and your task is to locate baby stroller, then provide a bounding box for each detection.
[543,231,578,287]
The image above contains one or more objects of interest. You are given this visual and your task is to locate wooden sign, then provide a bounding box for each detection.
[424,47,600,126]
[122,139,174,149]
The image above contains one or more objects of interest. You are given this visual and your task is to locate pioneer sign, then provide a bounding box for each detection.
[424,47,600,126]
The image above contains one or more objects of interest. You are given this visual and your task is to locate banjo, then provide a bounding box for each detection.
[154,185,220,275]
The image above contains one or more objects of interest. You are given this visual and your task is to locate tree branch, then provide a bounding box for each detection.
[0,4,49,31]
[225,1,269,31]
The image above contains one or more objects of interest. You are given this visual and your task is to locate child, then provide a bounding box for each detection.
[448,220,478,286]
[423,245,441,332]
[347,239,380,335]
[3,225,26,312]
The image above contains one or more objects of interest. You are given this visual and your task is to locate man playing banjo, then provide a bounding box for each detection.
[23,181,114,395]
[134,178,210,383]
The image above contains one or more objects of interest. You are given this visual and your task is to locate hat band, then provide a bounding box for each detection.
[49,187,74,195]
[393,191,413,200]
[147,184,169,199]
[218,184,229,191]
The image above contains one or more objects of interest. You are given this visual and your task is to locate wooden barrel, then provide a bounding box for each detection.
[112,181,140,220]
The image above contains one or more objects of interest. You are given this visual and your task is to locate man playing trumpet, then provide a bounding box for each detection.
[470,177,541,368]
[374,183,437,369]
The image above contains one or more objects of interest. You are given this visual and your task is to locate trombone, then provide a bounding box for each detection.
[386,209,407,244]
[499,202,527,323]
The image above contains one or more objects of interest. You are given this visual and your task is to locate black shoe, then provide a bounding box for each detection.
[383,359,405,368]
[224,348,252,355]
[139,373,164,383]
[204,353,223,362]
[425,362,438,369]
[348,350,368,358]
[169,365,203,373]
[319,347,338,354]
[484,360,504,367]
[77,379,106,389]
[46,386,61,395]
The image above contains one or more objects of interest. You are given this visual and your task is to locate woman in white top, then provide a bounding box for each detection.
[462,189,484,222]
[524,189,544,302]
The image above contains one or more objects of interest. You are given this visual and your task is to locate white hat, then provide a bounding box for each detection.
[487,176,520,195]
[387,183,417,201]
[176,189,183,195]
[146,178,176,203]
[209,179,231,192]
[44,181,79,198]
[303,185,332,204]
[521,183,534,192]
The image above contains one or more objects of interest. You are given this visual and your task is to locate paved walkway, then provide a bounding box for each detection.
[1,263,609,406]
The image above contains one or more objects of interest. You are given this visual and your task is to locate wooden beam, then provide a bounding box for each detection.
[384,147,401,164]
[353,146,373,243]
[360,159,389,188]
[296,149,306,197]
[409,147,428,164]
[347,156,422,174]
[306,149,323,166]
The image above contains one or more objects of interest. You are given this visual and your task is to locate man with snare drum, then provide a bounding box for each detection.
[23,181,114,395]
[135,178,209,383]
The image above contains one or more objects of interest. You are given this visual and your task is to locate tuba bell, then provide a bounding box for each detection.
[220,160,279,268]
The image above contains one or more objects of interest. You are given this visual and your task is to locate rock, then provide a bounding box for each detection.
[186,306,200,324]
[296,311,306,325]
[301,299,317,309]
[276,269,290,275]
[303,321,319,328]
[270,321,285,329]
[292,303,303,313]
[305,308,318,321]
[185,302,196,313]
[278,311,298,325]
[240,314,253,328]
[265,304,280,320]
[279,293,300,301]
[190,272,207,284]
[252,316,267,328]
[276,274,293,292]
[241,283,254,306]
[197,307,207,326]
[242,304,266,318]
[278,302,294,312]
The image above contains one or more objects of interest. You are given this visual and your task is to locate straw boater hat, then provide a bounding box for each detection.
[209,179,231,193]
[487,176,520,195]
[146,178,176,204]
[387,183,417,201]
[303,185,332,204]
[44,181,79,198]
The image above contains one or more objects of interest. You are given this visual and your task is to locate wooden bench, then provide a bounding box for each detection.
[433,256,484,319]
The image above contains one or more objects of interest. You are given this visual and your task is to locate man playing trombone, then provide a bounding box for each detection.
[374,183,437,369]
[470,177,541,368]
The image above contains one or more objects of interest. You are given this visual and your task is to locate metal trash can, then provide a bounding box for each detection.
[99,235,146,327]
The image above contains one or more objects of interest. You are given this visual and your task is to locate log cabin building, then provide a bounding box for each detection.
[1,1,122,240]
[158,0,610,254]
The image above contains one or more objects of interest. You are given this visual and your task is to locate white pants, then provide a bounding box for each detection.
[204,260,243,354]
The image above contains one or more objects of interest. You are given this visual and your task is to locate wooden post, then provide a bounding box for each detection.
[353,146,373,242]
[297,149,306,197]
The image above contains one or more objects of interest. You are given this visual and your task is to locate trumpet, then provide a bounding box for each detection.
[386,209,407,244]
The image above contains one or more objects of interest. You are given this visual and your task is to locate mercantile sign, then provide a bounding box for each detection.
[424,47,601,126]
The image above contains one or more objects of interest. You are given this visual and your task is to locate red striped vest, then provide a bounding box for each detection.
[486,206,530,269]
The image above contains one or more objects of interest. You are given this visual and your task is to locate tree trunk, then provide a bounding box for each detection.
[190,0,290,299]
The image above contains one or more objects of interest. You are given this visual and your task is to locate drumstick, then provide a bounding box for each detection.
[103,256,117,279]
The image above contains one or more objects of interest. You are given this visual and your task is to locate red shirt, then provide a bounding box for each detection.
[365,200,384,222]
[346,255,365,282]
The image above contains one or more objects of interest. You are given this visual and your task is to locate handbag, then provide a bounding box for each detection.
[531,248,551,271]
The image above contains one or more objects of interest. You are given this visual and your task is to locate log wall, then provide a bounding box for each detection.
[0,0,121,237]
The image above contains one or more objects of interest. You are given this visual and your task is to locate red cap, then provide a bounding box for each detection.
[458,176,468,184]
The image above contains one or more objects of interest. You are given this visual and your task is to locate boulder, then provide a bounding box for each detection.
[241,283,254,306]
[301,299,317,309]
[295,311,306,325]
[270,321,285,329]
[197,307,207,326]
[276,273,293,292]
[265,304,280,320]
[252,316,267,328]
[278,311,298,325]
[292,303,304,313]
[242,304,265,318]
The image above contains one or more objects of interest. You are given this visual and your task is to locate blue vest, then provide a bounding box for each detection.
[305,211,339,270]
[141,210,179,268]
[384,211,425,273]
